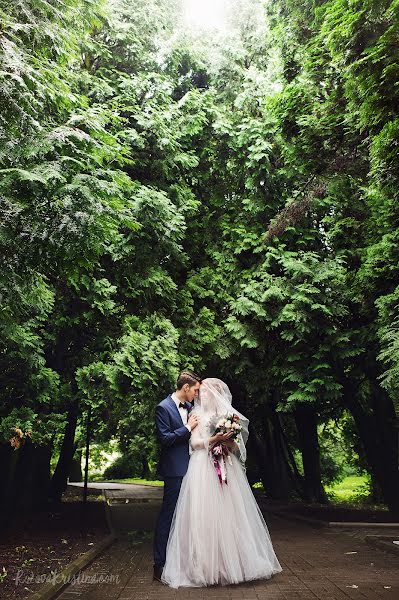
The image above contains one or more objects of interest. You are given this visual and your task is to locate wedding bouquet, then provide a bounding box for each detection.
[213,413,242,440]
[209,413,242,486]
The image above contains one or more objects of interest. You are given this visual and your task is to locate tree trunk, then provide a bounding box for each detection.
[245,432,262,486]
[370,473,384,504]
[223,378,304,500]
[68,449,83,482]
[13,438,52,510]
[0,443,20,524]
[141,455,151,479]
[252,407,304,501]
[0,438,52,524]
[369,378,399,511]
[294,403,328,504]
[32,443,52,508]
[50,397,79,502]
[342,379,399,513]
[277,412,307,497]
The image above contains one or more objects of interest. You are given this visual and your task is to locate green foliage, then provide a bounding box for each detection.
[0,0,203,456]
[1,0,398,508]
[103,454,139,479]
[376,286,399,413]
[0,407,67,446]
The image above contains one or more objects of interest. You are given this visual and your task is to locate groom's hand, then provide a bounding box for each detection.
[188,414,199,430]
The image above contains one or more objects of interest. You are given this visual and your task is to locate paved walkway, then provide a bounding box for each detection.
[55,484,399,599]
[68,481,154,491]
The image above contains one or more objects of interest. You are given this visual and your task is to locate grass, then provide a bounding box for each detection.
[325,475,370,503]
[103,477,164,486]
[96,475,373,504]
[252,475,374,505]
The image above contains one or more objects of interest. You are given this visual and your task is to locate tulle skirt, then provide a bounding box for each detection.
[161,448,282,588]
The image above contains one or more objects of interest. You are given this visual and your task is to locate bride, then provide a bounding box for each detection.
[161,377,282,588]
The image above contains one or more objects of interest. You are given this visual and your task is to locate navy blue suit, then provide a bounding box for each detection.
[153,394,192,569]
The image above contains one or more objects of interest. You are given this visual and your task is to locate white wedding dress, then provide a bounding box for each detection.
[161,379,282,588]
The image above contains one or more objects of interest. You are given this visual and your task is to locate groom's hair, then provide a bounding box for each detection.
[176,371,202,389]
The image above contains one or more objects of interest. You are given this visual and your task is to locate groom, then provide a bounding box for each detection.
[153,370,201,583]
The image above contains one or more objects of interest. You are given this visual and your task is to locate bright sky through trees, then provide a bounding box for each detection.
[182,0,228,30]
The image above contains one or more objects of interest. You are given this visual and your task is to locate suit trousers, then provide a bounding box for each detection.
[153,476,183,568]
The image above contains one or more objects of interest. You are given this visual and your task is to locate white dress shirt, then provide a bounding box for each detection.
[172,392,191,432]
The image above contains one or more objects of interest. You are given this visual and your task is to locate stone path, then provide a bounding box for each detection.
[55,484,399,599]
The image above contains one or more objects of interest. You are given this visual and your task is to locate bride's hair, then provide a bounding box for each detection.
[176,370,202,390]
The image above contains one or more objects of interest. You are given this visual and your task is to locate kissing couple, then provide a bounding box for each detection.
[154,371,282,588]
[153,371,282,588]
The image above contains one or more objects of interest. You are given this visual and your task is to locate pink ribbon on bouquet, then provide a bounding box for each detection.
[210,442,232,486]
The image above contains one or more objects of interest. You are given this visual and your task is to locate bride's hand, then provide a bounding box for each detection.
[210,431,235,445]
[224,439,239,452]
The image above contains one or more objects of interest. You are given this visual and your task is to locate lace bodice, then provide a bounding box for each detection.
[189,410,214,452]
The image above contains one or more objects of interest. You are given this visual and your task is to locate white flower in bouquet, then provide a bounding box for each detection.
[212,413,242,441]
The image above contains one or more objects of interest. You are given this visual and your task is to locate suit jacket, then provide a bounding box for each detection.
[155,394,192,478]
